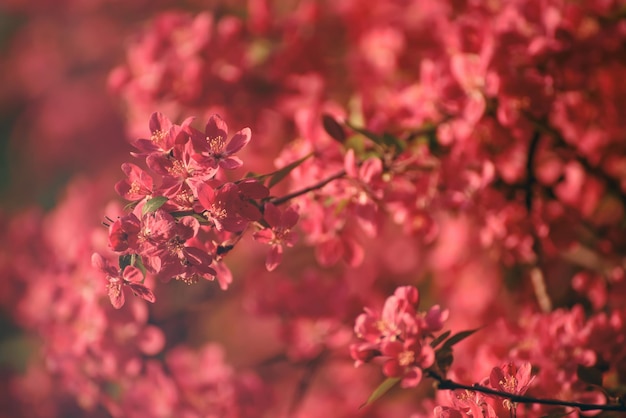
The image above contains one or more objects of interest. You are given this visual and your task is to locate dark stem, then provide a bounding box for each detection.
[524,113,626,208]
[524,131,541,212]
[269,169,347,206]
[288,350,328,415]
[427,371,626,412]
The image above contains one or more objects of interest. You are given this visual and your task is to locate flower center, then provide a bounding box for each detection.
[207,135,225,155]
[499,376,518,393]
[151,129,167,146]
[398,350,415,367]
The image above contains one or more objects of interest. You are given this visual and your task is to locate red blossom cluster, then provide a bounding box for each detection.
[92,112,303,308]
[1,0,626,417]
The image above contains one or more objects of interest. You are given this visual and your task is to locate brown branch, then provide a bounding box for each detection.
[288,350,329,415]
[524,131,542,212]
[524,113,626,209]
[268,169,347,206]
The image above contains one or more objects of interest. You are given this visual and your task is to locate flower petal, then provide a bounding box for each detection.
[108,281,125,309]
[225,127,251,154]
[265,245,283,272]
[400,366,423,388]
[92,253,118,277]
[263,203,281,227]
[219,156,243,170]
[205,114,228,139]
[149,111,173,134]
[127,282,156,303]
[123,265,144,283]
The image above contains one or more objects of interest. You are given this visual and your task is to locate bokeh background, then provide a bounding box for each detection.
[1,1,625,417]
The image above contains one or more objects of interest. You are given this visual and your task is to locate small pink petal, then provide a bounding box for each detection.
[237,179,269,199]
[489,366,506,391]
[92,253,117,277]
[127,282,156,303]
[263,203,281,227]
[149,112,172,133]
[213,261,233,290]
[138,325,166,355]
[225,127,251,154]
[360,157,383,182]
[315,237,343,267]
[284,230,298,247]
[205,114,229,142]
[344,148,358,178]
[123,266,143,283]
[400,367,423,388]
[108,282,125,309]
[394,286,419,305]
[219,156,243,170]
[265,245,283,271]
[196,182,216,211]
[282,206,299,228]
[253,228,274,244]
[424,305,449,331]
[382,359,402,378]
[343,237,364,267]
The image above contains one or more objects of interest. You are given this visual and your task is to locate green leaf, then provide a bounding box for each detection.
[332,198,350,215]
[123,200,139,212]
[577,365,604,387]
[345,121,405,155]
[103,381,123,400]
[442,328,480,349]
[344,134,366,155]
[345,120,385,147]
[360,377,401,408]
[322,113,347,143]
[0,334,37,373]
[382,132,405,152]
[142,196,168,215]
[132,255,147,279]
[430,330,452,349]
[267,153,313,189]
[244,171,262,179]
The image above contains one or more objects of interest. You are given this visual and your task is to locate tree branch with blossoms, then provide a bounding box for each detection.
[428,371,626,413]
[350,285,626,417]
[92,109,626,417]
[93,111,388,306]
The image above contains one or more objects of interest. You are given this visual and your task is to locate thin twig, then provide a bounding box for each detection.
[524,113,626,208]
[269,169,347,206]
[524,130,541,212]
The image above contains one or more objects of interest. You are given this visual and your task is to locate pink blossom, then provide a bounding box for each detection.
[91,253,155,309]
[130,111,192,156]
[381,338,435,388]
[196,181,264,232]
[449,389,498,418]
[190,114,251,170]
[147,139,218,198]
[489,362,535,399]
[108,213,141,253]
[253,203,299,271]
[114,163,154,201]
